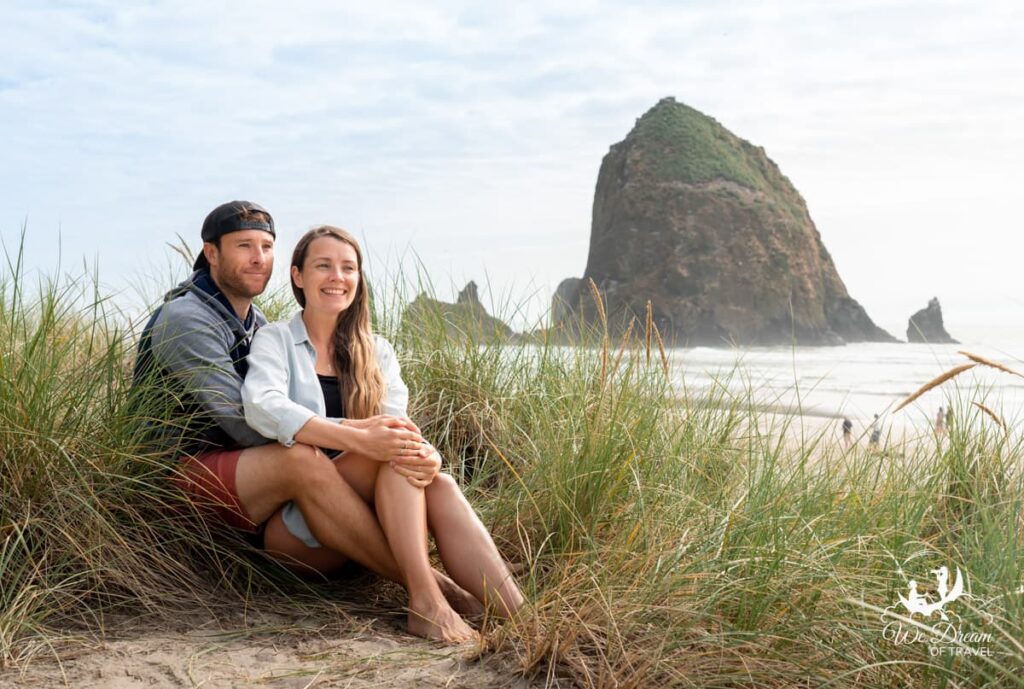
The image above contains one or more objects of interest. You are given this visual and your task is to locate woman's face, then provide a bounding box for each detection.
[292,236,360,316]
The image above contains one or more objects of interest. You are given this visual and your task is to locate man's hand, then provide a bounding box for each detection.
[390,443,442,488]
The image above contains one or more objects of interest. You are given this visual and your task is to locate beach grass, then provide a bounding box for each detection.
[1,245,1022,687]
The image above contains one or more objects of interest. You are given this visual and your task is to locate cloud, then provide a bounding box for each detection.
[1,0,1023,329]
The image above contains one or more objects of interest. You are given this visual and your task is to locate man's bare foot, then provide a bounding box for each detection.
[407,597,478,643]
[434,571,485,618]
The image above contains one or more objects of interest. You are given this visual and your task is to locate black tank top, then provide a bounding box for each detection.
[317,374,345,419]
[317,374,345,458]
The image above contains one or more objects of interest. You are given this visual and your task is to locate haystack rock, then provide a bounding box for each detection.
[907,297,959,344]
[403,281,514,341]
[553,97,896,346]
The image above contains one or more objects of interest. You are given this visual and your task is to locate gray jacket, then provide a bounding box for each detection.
[134,272,272,453]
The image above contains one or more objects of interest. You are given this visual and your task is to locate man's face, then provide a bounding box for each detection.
[205,230,274,299]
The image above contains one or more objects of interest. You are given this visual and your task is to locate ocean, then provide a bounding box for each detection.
[665,325,1024,438]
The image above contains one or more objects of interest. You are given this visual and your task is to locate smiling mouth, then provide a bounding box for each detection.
[322,288,348,296]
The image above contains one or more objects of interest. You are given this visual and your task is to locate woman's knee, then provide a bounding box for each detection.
[333,451,381,503]
[425,473,468,507]
[428,472,460,494]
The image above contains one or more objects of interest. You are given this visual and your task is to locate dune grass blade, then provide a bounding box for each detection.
[958,350,1024,379]
[893,363,977,412]
[971,401,1009,434]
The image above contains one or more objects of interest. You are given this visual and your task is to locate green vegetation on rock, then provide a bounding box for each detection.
[631,97,767,190]
[629,97,808,224]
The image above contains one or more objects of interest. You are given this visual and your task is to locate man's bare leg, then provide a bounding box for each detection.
[424,475,525,618]
[254,449,486,616]
[236,443,474,641]
[234,443,405,582]
[261,511,350,576]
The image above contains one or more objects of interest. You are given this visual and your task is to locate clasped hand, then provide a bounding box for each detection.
[344,415,441,487]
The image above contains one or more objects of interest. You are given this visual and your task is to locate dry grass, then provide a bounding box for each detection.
[971,400,1009,434]
[959,350,1024,379]
[894,362,977,412]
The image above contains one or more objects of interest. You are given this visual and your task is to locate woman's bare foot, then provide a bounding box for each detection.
[434,571,485,618]
[407,597,478,643]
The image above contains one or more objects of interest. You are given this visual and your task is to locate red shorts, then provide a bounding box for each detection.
[173,448,261,537]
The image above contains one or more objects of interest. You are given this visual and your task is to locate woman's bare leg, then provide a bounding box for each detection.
[373,462,476,642]
[334,450,524,618]
[424,474,524,618]
[262,448,481,614]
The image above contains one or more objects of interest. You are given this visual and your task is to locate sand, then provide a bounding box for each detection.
[745,407,941,455]
[0,608,536,689]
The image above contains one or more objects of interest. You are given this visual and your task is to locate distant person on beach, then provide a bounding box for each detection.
[134,202,522,643]
[869,414,882,449]
[842,417,853,447]
[935,406,946,435]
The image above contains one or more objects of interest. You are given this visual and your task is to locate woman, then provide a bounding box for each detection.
[242,226,523,643]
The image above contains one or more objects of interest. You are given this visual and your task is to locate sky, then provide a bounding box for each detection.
[2,0,1022,338]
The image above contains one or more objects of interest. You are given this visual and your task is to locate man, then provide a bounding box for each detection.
[135,201,483,627]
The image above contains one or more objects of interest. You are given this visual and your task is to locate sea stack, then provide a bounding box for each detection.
[907,297,959,344]
[403,281,514,341]
[553,97,896,346]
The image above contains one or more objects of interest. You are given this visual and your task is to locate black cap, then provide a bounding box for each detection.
[194,200,275,270]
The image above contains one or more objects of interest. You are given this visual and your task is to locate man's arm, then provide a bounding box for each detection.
[149,305,270,448]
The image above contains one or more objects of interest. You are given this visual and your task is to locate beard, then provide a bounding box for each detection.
[213,265,272,300]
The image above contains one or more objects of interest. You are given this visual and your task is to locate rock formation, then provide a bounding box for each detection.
[403,281,513,341]
[907,297,958,344]
[553,97,896,346]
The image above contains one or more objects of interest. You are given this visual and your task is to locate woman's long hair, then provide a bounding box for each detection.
[290,226,385,419]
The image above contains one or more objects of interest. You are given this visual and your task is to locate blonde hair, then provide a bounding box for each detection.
[291,226,385,418]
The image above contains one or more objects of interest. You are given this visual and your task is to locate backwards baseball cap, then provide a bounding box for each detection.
[193,200,276,270]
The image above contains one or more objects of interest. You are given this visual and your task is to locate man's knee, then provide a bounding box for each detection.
[281,443,339,494]
[236,443,335,524]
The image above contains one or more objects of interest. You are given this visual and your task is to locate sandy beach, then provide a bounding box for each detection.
[0,607,534,689]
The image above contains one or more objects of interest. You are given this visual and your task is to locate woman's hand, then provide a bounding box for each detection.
[390,443,443,487]
[345,417,426,463]
[342,415,421,434]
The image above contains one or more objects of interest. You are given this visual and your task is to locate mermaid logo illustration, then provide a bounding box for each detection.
[897,566,965,621]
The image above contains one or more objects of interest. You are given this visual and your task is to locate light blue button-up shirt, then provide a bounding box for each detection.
[242,311,409,446]
[241,311,410,547]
